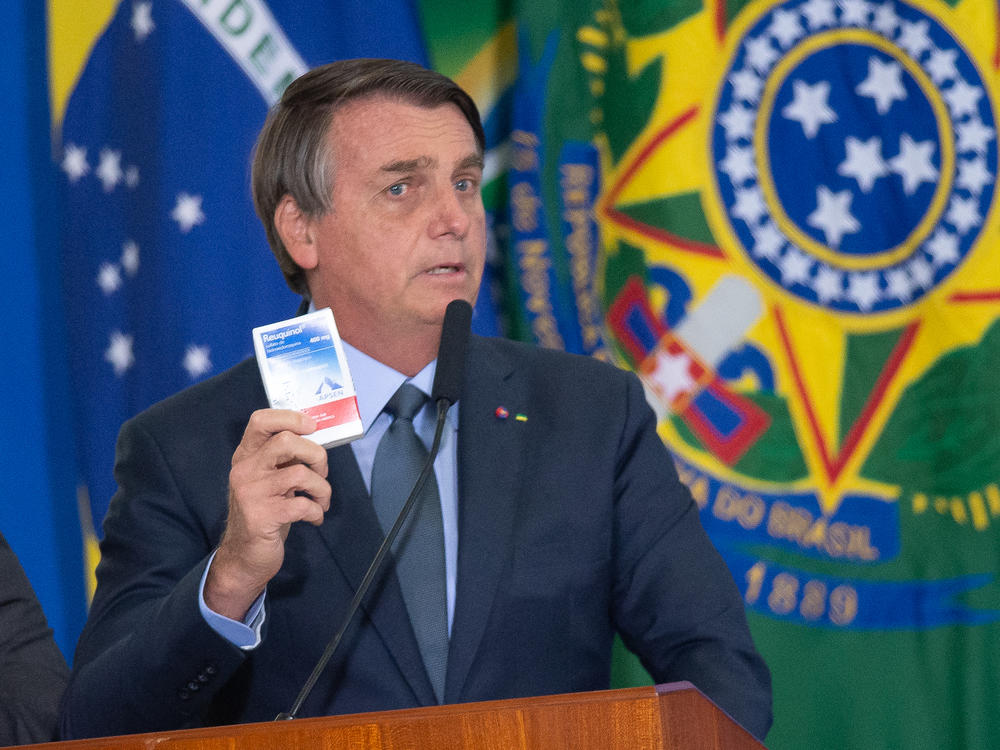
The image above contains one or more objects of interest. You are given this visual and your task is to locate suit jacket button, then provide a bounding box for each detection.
[187,681,201,692]
[178,689,190,701]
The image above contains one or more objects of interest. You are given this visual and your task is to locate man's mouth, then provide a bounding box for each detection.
[426,264,463,275]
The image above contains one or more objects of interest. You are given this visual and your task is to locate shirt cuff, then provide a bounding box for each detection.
[198,549,265,650]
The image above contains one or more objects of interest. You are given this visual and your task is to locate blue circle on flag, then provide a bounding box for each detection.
[768,44,939,255]
[711,0,996,313]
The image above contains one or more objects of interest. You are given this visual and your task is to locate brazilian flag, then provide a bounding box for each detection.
[49,0,429,599]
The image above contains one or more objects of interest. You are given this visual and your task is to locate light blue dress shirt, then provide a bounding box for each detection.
[199,339,460,648]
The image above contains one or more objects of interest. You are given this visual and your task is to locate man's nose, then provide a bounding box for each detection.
[430,185,472,238]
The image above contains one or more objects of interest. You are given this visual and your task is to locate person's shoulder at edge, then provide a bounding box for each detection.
[0,532,70,745]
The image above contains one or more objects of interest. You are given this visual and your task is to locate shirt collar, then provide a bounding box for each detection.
[308,302,458,431]
[340,340,434,428]
[337,328,459,435]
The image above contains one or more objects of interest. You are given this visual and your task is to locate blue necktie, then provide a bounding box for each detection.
[370,383,448,702]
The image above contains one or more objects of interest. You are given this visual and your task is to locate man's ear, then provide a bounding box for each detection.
[274,195,319,270]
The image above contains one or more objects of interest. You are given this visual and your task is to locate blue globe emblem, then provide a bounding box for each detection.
[711,0,996,313]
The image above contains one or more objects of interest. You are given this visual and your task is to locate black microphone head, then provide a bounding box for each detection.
[431,299,472,405]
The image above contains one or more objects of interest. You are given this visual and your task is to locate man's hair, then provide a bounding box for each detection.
[251,58,486,296]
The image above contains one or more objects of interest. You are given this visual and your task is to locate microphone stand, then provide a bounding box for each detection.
[275,399,450,721]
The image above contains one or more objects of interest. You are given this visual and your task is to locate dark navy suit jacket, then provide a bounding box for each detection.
[62,335,771,740]
[0,531,69,744]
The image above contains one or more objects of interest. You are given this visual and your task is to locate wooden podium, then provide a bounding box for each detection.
[21,683,765,750]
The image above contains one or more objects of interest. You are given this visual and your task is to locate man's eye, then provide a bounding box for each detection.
[388,183,407,196]
[455,179,472,191]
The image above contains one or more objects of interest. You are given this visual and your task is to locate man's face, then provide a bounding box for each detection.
[302,96,486,352]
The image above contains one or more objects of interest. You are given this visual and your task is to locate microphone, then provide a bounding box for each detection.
[432,299,472,406]
[276,299,472,720]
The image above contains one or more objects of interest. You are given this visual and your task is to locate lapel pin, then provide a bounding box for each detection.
[495,406,527,422]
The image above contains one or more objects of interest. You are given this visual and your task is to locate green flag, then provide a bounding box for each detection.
[420,0,1000,746]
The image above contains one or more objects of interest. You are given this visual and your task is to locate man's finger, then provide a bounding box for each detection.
[233,408,317,462]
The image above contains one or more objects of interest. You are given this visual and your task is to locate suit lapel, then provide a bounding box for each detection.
[314,444,437,705]
[445,337,523,701]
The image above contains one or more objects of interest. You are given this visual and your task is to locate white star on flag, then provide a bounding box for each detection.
[62,144,90,182]
[745,35,780,73]
[838,136,889,192]
[719,103,756,141]
[183,344,213,378]
[889,133,938,195]
[926,48,959,85]
[943,79,984,119]
[97,262,123,295]
[778,246,813,285]
[752,222,785,261]
[125,165,141,188]
[131,2,155,42]
[907,256,934,289]
[732,185,769,226]
[956,118,995,155]
[782,79,837,138]
[96,148,124,192]
[768,8,805,48]
[121,241,141,275]
[840,0,873,26]
[172,193,206,233]
[105,331,135,376]
[856,57,907,114]
[808,185,860,247]
[729,69,764,103]
[801,0,836,30]
[946,195,982,235]
[872,2,900,36]
[957,157,993,196]
[897,19,933,60]
[814,266,844,302]
[846,271,882,310]
[925,228,960,267]
[720,145,757,185]
[886,267,915,301]
[646,348,697,407]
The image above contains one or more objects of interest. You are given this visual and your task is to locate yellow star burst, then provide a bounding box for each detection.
[597,0,1000,516]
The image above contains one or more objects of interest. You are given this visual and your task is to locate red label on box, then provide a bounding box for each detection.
[302,397,361,431]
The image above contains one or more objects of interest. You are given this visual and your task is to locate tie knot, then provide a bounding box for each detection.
[386,383,427,422]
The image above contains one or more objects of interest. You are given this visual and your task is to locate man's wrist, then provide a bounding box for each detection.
[200,550,266,649]
[203,549,267,621]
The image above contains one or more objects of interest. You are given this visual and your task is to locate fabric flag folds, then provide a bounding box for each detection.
[53,0,429,583]
[416,0,1000,747]
[1,1,87,659]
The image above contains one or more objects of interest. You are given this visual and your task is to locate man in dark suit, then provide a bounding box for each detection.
[62,59,771,741]
[0,531,69,745]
